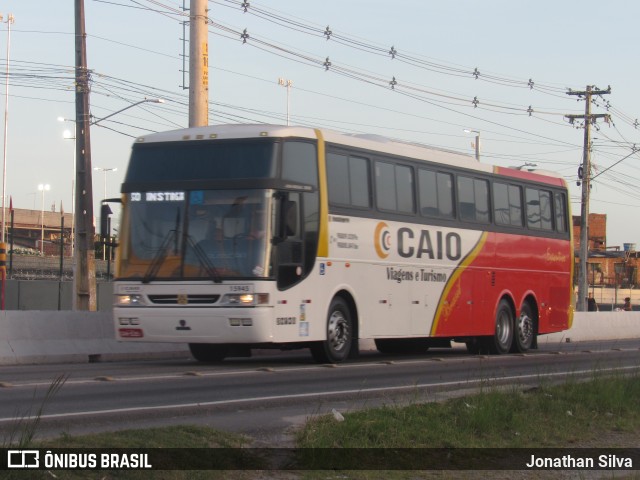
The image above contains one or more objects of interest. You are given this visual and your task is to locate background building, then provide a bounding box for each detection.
[573,213,638,306]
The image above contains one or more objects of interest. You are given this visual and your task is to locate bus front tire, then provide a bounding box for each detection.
[189,343,228,362]
[310,297,353,364]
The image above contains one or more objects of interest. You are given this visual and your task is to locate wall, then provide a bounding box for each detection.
[0,311,188,365]
[0,310,638,366]
[4,280,113,311]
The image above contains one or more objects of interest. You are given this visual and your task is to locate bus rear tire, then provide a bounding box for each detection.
[490,299,514,354]
[310,297,353,364]
[512,302,535,353]
[189,343,228,362]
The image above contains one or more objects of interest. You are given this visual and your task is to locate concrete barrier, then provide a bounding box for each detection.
[0,311,188,365]
[0,311,639,365]
[540,311,640,344]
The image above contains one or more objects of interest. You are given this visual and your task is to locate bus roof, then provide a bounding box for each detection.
[134,124,566,187]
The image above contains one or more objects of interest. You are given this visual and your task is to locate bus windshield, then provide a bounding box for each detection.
[118,189,273,281]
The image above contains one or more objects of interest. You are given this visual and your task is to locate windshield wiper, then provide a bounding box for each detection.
[185,236,222,283]
[142,229,176,284]
[142,208,182,284]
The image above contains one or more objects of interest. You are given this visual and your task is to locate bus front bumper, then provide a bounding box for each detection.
[114,307,274,344]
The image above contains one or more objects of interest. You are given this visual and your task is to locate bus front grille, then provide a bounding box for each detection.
[148,294,221,305]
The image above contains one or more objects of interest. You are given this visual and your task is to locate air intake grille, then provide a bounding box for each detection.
[148,294,220,305]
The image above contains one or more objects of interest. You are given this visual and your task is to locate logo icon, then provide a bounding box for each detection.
[374,222,391,259]
[8,450,40,469]
[176,319,191,331]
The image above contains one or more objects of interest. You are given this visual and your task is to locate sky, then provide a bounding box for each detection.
[1,0,639,248]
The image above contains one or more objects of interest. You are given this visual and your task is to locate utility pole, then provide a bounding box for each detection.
[188,0,208,127]
[566,85,611,312]
[1,13,14,245]
[74,0,97,311]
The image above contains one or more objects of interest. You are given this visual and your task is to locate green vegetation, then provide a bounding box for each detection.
[2,374,67,449]
[4,374,639,479]
[298,375,640,448]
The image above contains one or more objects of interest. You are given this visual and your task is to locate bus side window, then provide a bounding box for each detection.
[375,161,415,214]
[458,175,489,224]
[494,182,523,227]
[418,169,454,218]
[554,192,567,232]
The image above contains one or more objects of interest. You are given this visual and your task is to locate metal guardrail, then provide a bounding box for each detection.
[6,255,113,281]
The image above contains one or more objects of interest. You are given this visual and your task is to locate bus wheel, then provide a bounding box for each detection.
[189,343,228,362]
[512,303,535,353]
[310,297,353,363]
[490,300,514,354]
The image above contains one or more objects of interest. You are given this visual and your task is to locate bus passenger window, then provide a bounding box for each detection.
[396,165,414,214]
[418,169,439,216]
[494,182,523,227]
[327,153,349,205]
[375,161,414,214]
[555,193,567,232]
[525,188,541,229]
[458,176,489,223]
[539,190,553,230]
[349,156,370,208]
[375,161,396,211]
[437,172,454,218]
[327,153,371,208]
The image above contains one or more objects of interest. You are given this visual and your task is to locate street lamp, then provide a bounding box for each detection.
[464,129,481,161]
[94,166,117,200]
[59,117,76,255]
[94,166,117,261]
[38,183,50,255]
[91,98,164,126]
[277,78,293,126]
[73,96,164,311]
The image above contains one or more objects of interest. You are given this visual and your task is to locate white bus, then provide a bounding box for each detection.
[112,124,573,363]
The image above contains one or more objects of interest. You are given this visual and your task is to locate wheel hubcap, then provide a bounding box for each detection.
[517,313,533,343]
[328,310,349,352]
[497,310,511,348]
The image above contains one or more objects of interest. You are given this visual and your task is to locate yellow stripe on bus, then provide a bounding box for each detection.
[314,129,329,258]
[430,231,489,336]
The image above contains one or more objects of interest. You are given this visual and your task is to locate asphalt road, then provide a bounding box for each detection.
[0,338,638,445]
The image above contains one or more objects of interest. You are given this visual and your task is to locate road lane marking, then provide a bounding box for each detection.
[0,365,637,423]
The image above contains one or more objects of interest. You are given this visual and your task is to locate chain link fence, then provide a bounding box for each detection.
[6,255,113,281]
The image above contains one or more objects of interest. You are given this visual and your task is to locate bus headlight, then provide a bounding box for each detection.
[221,293,269,305]
[115,294,146,306]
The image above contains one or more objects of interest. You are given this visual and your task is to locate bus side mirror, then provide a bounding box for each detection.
[283,200,298,237]
[100,197,121,238]
[274,196,298,244]
[100,204,113,238]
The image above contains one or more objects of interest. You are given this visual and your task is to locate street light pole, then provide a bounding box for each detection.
[464,129,481,161]
[90,98,164,126]
[277,78,293,126]
[94,166,117,260]
[38,183,50,255]
[59,119,76,256]
[1,13,15,244]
